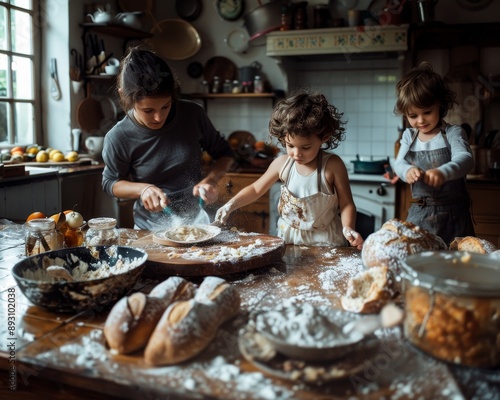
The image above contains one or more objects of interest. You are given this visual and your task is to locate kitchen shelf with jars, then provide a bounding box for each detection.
[266,24,409,57]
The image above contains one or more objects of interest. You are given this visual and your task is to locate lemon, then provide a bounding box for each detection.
[26,146,39,155]
[52,152,65,162]
[36,150,49,162]
[49,149,62,159]
[65,151,79,162]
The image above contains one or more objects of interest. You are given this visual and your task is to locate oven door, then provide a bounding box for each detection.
[354,197,385,239]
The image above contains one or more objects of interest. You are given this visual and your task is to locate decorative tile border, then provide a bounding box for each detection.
[266,25,408,56]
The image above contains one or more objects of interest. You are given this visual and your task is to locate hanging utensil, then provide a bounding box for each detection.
[50,58,62,100]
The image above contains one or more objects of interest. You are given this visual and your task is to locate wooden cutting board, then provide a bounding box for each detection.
[129,229,286,278]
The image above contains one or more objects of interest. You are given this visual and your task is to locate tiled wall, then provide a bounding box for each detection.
[206,58,403,160]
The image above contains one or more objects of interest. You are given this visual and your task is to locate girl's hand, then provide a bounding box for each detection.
[140,185,169,212]
[342,227,364,250]
[214,203,233,226]
[423,169,445,187]
[406,167,423,184]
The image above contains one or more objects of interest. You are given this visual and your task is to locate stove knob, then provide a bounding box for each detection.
[377,184,387,196]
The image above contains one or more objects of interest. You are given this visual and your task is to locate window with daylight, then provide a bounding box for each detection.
[0,0,38,145]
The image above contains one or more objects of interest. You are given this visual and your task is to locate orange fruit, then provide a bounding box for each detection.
[254,141,266,151]
[64,228,84,247]
[26,211,46,222]
[10,146,24,154]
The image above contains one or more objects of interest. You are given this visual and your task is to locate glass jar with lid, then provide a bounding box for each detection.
[25,218,64,256]
[85,217,119,247]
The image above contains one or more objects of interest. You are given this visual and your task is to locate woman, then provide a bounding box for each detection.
[101,47,234,230]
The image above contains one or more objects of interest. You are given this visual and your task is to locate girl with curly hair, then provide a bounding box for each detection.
[393,62,475,244]
[215,90,363,248]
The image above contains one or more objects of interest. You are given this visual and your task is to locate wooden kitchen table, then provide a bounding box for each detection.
[1,225,499,400]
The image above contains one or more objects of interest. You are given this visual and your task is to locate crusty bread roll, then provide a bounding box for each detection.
[361,219,447,275]
[449,236,497,254]
[341,266,395,314]
[144,276,240,366]
[104,276,195,354]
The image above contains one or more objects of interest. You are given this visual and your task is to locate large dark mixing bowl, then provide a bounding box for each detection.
[12,246,148,313]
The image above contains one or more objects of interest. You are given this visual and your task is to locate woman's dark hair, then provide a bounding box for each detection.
[394,62,457,119]
[269,90,346,150]
[117,46,180,111]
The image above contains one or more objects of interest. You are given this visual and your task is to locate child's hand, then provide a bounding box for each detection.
[342,227,364,250]
[214,203,233,226]
[423,169,445,187]
[406,167,423,184]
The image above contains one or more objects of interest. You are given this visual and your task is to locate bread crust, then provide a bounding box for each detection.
[341,266,394,314]
[361,219,447,276]
[144,276,240,366]
[451,236,497,254]
[104,276,195,354]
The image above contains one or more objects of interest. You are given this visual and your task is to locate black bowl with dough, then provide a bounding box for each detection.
[12,246,148,313]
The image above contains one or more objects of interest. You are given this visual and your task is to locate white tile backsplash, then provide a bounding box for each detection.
[206,58,404,159]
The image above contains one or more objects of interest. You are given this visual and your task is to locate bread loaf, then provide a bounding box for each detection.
[449,236,497,254]
[144,276,240,366]
[361,219,447,276]
[341,266,395,314]
[104,276,195,354]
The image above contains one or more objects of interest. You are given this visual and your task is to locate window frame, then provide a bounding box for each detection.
[0,0,41,146]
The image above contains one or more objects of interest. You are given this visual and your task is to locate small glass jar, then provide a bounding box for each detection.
[201,79,210,94]
[253,75,264,93]
[232,80,242,94]
[85,217,119,247]
[223,79,232,93]
[212,76,221,94]
[25,218,64,256]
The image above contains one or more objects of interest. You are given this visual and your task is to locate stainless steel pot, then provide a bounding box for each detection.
[243,0,282,41]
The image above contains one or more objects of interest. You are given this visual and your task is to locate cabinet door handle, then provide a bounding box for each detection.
[225,180,233,195]
[252,211,269,230]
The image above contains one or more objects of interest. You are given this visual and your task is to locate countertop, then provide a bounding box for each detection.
[1,225,499,399]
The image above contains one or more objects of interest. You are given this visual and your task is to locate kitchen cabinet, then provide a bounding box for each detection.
[467,181,500,247]
[214,173,270,234]
[0,175,61,222]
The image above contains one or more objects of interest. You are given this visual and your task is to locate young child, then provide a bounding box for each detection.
[393,62,475,245]
[214,91,363,248]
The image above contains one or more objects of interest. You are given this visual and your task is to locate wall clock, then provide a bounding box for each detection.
[216,0,245,21]
[456,0,492,10]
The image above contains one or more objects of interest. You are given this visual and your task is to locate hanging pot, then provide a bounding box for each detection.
[243,0,282,41]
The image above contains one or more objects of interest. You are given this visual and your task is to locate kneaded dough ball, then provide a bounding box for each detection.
[361,219,447,276]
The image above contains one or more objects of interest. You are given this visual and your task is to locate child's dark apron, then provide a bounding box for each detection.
[405,130,475,245]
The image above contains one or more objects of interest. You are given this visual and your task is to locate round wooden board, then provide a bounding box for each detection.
[129,230,285,277]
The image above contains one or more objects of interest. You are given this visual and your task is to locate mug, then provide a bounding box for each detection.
[85,136,104,159]
[108,58,120,67]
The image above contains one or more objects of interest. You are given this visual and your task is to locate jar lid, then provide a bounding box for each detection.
[26,218,55,231]
[401,251,500,297]
[88,217,117,229]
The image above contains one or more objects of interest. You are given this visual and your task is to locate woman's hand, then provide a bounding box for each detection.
[342,227,364,250]
[423,169,445,187]
[140,185,169,212]
[405,166,423,184]
[193,184,217,205]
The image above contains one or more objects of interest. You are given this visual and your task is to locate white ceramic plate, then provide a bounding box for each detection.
[225,28,249,53]
[147,19,201,60]
[153,224,221,245]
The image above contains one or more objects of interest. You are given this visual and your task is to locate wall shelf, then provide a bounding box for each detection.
[266,24,409,57]
[80,22,152,40]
